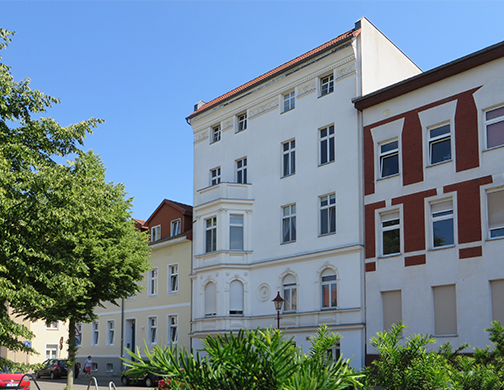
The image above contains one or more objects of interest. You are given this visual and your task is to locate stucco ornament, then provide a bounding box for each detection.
[256,283,271,302]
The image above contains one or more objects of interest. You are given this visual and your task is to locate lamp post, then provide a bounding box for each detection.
[272,292,284,329]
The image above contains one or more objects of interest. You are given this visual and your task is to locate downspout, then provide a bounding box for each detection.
[120,297,124,371]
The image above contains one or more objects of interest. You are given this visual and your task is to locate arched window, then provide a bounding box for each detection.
[229,280,244,315]
[321,269,337,309]
[283,274,297,312]
[205,282,216,317]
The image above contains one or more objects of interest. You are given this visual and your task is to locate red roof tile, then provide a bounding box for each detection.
[187,28,360,120]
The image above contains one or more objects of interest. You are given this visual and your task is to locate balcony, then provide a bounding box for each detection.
[195,182,253,206]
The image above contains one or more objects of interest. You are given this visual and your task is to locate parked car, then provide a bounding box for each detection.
[35,359,68,380]
[120,369,161,387]
[0,370,30,390]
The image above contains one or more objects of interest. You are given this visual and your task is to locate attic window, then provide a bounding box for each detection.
[151,225,161,242]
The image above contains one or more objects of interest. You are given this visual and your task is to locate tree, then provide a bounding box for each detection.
[0,27,151,389]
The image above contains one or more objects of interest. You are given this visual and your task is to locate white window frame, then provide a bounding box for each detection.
[46,321,58,330]
[148,267,158,296]
[485,105,504,149]
[170,219,181,237]
[282,139,295,177]
[320,193,336,236]
[229,214,244,251]
[205,216,217,253]
[92,321,99,346]
[487,188,504,239]
[282,204,296,244]
[168,315,178,346]
[428,123,452,165]
[151,225,161,242]
[283,91,295,112]
[319,125,335,165]
[106,363,114,373]
[210,167,221,186]
[45,344,58,359]
[321,269,337,309]
[282,275,297,313]
[237,113,247,132]
[326,341,341,363]
[236,157,247,184]
[379,139,399,178]
[320,74,334,96]
[148,316,158,345]
[381,211,401,256]
[91,363,98,372]
[430,200,455,249]
[76,323,82,347]
[211,125,221,143]
[229,280,244,316]
[106,320,115,346]
[205,283,217,317]
[168,263,179,293]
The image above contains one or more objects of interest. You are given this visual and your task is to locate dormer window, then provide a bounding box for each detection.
[171,219,181,237]
[151,225,161,242]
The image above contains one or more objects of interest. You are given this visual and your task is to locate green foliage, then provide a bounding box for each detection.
[124,326,362,390]
[0,26,150,377]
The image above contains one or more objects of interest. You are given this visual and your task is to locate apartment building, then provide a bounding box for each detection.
[78,199,192,375]
[354,40,504,362]
[186,17,420,369]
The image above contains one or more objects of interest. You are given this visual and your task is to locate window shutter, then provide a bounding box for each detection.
[431,200,453,214]
[488,190,504,229]
[229,281,243,313]
[205,283,216,316]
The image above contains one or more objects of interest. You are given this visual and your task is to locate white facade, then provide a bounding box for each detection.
[356,42,504,358]
[187,18,420,369]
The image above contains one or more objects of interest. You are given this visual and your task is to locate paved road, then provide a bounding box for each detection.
[30,376,149,390]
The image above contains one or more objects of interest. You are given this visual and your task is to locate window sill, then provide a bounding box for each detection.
[378,252,401,259]
[318,92,334,99]
[427,159,452,168]
[483,143,504,152]
[319,232,336,238]
[318,161,335,168]
[377,173,400,181]
[235,129,246,134]
[167,291,179,295]
[281,241,296,245]
[210,140,221,145]
[281,173,295,179]
[430,244,455,251]
[321,307,337,311]
[281,108,295,114]
[434,334,458,338]
[487,235,504,241]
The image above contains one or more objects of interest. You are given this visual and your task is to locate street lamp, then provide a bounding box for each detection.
[272,292,284,329]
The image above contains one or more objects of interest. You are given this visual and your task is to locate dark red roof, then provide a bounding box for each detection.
[187,28,360,121]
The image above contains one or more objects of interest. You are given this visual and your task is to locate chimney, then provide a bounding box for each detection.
[194,100,206,112]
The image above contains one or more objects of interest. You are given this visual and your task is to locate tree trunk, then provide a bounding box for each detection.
[66,318,76,390]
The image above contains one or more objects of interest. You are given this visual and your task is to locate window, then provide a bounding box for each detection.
[382,290,402,331]
[321,269,337,309]
[211,125,221,143]
[283,91,295,112]
[381,211,400,255]
[106,320,115,346]
[488,189,504,239]
[282,140,295,177]
[320,125,335,165]
[236,158,247,184]
[205,283,217,317]
[490,279,504,324]
[106,363,113,373]
[433,284,457,335]
[151,225,161,242]
[148,316,157,344]
[320,193,336,235]
[237,113,247,132]
[431,200,454,248]
[380,140,399,178]
[229,214,244,250]
[320,74,334,96]
[91,363,98,372]
[171,219,181,237]
[168,315,178,345]
[92,321,99,346]
[205,217,217,253]
[429,124,451,164]
[148,267,158,296]
[45,345,58,359]
[326,342,341,363]
[229,280,244,315]
[282,204,296,243]
[283,275,297,312]
[210,167,221,186]
[485,106,504,149]
[168,264,179,293]
[46,321,58,330]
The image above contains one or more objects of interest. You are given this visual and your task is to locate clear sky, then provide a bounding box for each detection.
[1,1,503,219]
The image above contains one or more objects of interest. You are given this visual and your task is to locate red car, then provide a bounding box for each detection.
[0,372,30,390]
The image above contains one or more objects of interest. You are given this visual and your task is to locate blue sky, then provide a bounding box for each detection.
[1,1,503,219]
